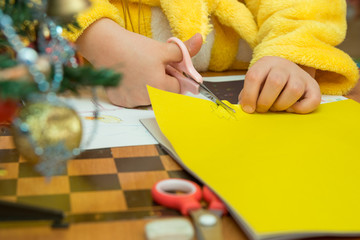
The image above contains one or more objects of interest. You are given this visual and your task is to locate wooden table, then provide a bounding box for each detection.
[0,71,359,240]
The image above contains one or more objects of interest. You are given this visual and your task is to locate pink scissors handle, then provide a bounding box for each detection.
[167,37,203,95]
[152,178,202,216]
[166,65,200,95]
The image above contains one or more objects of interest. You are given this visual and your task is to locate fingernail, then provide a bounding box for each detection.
[242,105,254,113]
[287,108,294,113]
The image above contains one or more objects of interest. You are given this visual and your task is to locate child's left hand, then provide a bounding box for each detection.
[239,56,321,114]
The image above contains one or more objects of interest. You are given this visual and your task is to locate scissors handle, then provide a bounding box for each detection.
[166,65,200,95]
[203,186,228,215]
[152,178,202,216]
[167,37,203,94]
[167,38,236,113]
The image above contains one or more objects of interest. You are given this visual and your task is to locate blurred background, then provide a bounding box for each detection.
[339,0,360,67]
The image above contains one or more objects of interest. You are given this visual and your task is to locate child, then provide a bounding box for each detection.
[64,0,359,114]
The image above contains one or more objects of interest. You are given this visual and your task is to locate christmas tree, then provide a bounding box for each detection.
[0,0,122,176]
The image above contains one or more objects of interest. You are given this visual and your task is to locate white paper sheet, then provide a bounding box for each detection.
[61,97,157,150]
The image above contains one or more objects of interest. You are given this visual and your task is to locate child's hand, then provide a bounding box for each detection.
[76,19,203,108]
[239,56,321,114]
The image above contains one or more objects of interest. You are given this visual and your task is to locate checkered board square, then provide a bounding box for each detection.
[0,126,200,224]
[0,81,242,225]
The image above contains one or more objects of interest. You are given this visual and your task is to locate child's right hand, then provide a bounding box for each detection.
[76,18,203,108]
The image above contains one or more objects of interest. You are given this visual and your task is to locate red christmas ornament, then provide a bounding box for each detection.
[0,99,18,124]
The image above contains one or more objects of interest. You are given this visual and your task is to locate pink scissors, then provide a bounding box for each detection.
[152,178,227,240]
[166,37,236,113]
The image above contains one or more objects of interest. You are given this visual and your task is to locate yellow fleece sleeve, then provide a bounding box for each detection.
[63,0,124,43]
[248,0,359,95]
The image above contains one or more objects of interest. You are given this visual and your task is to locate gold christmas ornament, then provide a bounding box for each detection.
[12,100,82,164]
[46,0,91,23]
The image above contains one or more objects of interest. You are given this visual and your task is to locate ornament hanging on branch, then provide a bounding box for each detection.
[12,98,82,176]
[0,0,121,176]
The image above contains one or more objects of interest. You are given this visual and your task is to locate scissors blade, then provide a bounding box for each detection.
[198,83,236,113]
[183,72,236,113]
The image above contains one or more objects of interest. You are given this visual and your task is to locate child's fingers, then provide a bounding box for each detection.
[256,70,289,112]
[164,33,203,63]
[240,63,271,113]
[164,42,183,63]
[286,82,321,114]
[107,86,151,108]
[270,76,305,111]
[107,75,180,108]
[149,68,181,93]
[183,33,203,57]
[162,74,181,94]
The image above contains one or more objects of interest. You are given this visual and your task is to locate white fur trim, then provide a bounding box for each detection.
[193,29,214,72]
[151,7,173,42]
[235,38,253,62]
[151,7,213,71]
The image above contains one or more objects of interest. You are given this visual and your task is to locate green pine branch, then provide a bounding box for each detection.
[0,66,122,99]
[0,53,17,68]
[0,81,37,99]
[0,0,122,100]
[61,65,122,93]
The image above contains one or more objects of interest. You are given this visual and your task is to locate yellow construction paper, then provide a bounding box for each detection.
[148,86,360,239]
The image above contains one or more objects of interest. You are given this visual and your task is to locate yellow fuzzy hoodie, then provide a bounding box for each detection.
[64,0,359,95]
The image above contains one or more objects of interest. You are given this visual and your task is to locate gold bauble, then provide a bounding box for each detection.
[46,0,90,23]
[12,101,82,163]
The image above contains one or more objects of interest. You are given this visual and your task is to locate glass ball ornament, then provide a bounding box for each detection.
[11,97,83,164]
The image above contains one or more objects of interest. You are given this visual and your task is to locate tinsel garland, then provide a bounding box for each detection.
[0,0,121,101]
[0,65,122,99]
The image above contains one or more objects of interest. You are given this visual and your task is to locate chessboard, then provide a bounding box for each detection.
[0,125,203,226]
[0,79,244,229]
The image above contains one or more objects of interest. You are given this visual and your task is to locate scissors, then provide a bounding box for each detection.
[152,178,228,240]
[166,37,236,113]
